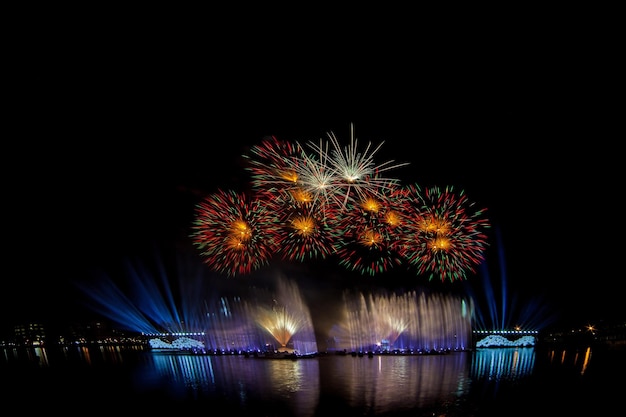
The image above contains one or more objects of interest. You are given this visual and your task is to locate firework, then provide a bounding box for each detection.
[289,136,340,218]
[243,135,340,237]
[242,125,409,222]
[267,187,337,262]
[330,185,408,276]
[303,123,410,211]
[192,125,490,282]
[243,135,303,193]
[398,184,490,282]
[191,189,279,276]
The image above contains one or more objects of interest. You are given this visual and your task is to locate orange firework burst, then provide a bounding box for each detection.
[264,187,337,262]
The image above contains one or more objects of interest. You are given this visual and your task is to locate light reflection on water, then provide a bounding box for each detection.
[321,353,472,412]
[2,344,614,415]
[471,347,536,380]
[547,345,593,375]
[139,353,320,416]
[133,352,476,415]
[140,352,473,414]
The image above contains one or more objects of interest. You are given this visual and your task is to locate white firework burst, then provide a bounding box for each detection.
[306,123,410,210]
[293,137,340,216]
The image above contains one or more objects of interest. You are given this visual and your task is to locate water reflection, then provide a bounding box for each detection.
[1,346,50,366]
[60,344,145,366]
[0,344,148,368]
[546,345,593,375]
[135,352,472,415]
[138,353,320,416]
[1,344,611,415]
[319,353,472,412]
[471,347,536,381]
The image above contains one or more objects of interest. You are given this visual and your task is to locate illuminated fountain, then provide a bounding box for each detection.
[78,252,318,354]
[328,289,474,353]
[80,249,473,355]
[201,275,318,354]
[250,277,318,354]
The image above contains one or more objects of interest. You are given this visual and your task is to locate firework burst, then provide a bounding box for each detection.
[243,135,339,224]
[288,136,341,219]
[191,189,279,276]
[398,184,490,282]
[266,186,337,262]
[243,135,303,192]
[330,185,409,276]
[304,123,409,211]
[191,125,490,282]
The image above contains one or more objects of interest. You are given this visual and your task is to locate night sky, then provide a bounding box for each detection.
[4,27,621,336]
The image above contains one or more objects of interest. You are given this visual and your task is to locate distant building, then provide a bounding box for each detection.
[13,322,46,346]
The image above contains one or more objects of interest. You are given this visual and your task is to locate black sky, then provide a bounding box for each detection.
[4,24,621,335]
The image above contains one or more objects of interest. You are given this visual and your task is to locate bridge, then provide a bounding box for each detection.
[472,329,539,347]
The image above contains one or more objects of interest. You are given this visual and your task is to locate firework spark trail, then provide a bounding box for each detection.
[399,184,490,282]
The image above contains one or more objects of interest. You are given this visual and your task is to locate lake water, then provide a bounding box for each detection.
[2,344,624,416]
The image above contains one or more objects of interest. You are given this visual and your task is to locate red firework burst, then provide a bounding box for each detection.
[243,135,303,195]
[191,189,279,276]
[398,184,490,282]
